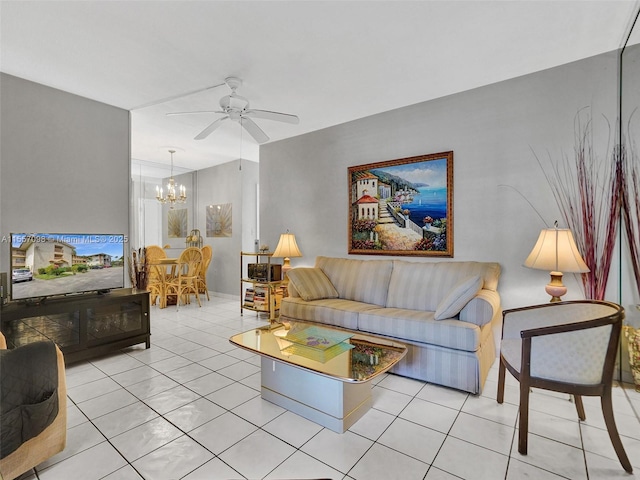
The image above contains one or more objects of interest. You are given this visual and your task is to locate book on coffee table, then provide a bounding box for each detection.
[280,326,355,363]
[284,326,353,350]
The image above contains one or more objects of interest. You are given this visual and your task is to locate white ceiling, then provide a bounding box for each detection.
[2,1,639,174]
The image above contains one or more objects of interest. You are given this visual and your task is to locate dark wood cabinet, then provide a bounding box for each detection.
[0,288,150,364]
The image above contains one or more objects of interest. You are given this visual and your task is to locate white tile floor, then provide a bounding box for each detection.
[20,295,640,480]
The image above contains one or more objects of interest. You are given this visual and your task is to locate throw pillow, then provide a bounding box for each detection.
[287,268,339,301]
[434,275,483,320]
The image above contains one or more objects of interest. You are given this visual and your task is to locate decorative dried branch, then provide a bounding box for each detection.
[535,108,621,300]
[128,247,149,289]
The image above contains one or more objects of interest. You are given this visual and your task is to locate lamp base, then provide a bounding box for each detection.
[281,257,292,282]
[545,271,567,302]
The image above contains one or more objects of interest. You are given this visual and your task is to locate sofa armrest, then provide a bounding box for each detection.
[459,289,501,326]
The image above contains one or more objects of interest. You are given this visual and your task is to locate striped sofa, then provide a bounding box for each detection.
[280,256,501,394]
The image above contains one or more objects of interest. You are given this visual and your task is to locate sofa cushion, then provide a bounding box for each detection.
[358,307,482,352]
[434,275,482,320]
[287,268,339,301]
[315,256,393,307]
[386,260,501,311]
[0,341,59,459]
[280,297,379,330]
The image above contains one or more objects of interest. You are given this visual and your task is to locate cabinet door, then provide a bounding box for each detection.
[86,300,147,345]
[1,311,80,349]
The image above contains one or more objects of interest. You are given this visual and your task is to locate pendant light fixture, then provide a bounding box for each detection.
[156,149,186,207]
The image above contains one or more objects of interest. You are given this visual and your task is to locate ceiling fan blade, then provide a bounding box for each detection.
[131,82,226,110]
[195,116,229,140]
[241,117,270,144]
[245,109,299,124]
[166,110,225,117]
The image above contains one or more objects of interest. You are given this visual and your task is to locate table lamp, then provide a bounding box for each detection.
[524,222,589,302]
[272,231,302,281]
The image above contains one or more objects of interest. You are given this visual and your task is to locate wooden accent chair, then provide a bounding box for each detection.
[497,300,632,473]
[166,247,203,308]
[198,245,212,301]
[145,245,167,307]
[0,332,67,480]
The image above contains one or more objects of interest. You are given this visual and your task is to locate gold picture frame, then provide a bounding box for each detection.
[348,151,453,257]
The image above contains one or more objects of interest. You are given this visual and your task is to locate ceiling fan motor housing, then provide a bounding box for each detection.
[220,94,250,113]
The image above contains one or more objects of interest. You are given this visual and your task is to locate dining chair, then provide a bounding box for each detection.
[198,245,212,301]
[166,247,203,308]
[497,300,632,473]
[145,245,167,307]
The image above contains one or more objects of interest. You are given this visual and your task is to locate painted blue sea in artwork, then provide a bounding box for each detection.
[403,186,447,226]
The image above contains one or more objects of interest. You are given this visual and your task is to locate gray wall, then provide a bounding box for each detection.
[260,50,620,311]
[0,73,130,275]
[195,159,259,296]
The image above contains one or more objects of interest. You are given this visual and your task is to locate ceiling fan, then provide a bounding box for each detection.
[166,77,299,144]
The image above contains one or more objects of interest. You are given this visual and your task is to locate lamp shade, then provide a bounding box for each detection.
[272,233,302,259]
[524,228,589,273]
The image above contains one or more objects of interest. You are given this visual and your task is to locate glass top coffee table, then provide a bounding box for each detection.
[229,321,407,432]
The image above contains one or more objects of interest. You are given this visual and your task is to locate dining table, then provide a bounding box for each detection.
[148,258,178,308]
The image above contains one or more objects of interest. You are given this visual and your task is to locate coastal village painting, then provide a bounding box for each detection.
[348,152,453,256]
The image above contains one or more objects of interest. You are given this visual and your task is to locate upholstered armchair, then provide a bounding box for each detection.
[0,332,67,480]
[497,300,632,473]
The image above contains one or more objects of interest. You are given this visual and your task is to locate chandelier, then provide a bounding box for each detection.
[156,149,186,207]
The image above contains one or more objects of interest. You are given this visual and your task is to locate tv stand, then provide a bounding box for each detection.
[0,288,150,364]
[23,296,47,306]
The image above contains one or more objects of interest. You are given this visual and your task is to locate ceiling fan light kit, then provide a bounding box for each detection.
[166,76,299,144]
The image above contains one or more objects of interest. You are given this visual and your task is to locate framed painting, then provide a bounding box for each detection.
[167,208,188,238]
[348,151,453,256]
[206,203,232,237]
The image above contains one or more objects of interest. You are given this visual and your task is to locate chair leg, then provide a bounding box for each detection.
[518,380,530,455]
[601,390,633,473]
[192,283,202,307]
[573,395,586,421]
[497,357,506,404]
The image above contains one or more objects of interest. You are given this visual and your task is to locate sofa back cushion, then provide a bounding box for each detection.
[287,268,339,301]
[386,260,500,311]
[315,256,393,307]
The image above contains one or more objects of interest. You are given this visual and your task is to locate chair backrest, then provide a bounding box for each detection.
[200,245,212,275]
[145,245,167,262]
[178,247,203,278]
[145,245,167,283]
[504,300,624,386]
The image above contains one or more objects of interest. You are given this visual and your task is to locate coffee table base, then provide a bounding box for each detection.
[261,357,372,433]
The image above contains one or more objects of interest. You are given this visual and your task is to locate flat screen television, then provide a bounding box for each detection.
[10,233,126,301]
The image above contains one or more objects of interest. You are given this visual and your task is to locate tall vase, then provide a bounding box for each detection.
[136,270,147,291]
[623,325,640,392]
